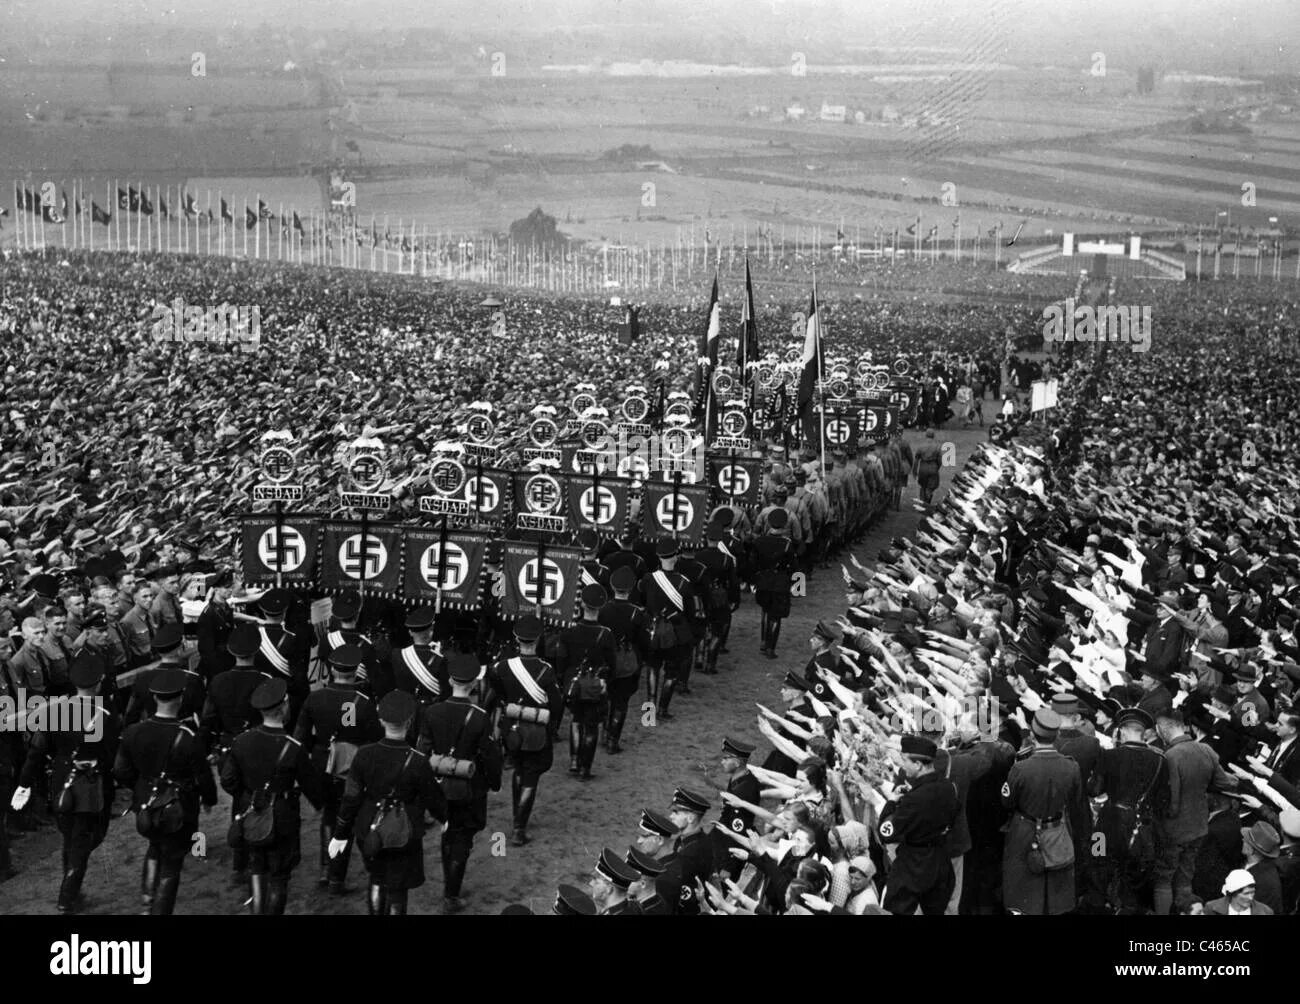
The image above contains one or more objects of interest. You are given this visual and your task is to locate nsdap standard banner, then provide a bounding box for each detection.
[239,515,319,586]
[500,542,582,626]
[319,521,403,594]
[402,528,489,609]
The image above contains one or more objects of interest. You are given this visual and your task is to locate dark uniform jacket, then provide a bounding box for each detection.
[220,724,323,830]
[113,715,218,825]
[391,643,449,707]
[195,600,235,681]
[1055,727,1102,791]
[335,737,448,848]
[416,696,503,827]
[598,599,648,677]
[554,620,618,688]
[293,683,383,772]
[19,697,122,812]
[1090,740,1166,862]
[125,662,206,728]
[638,567,699,645]
[669,829,714,915]
[489,654,563,740]
[880,770,960,893]
[1000,746,1089,915]
[200,665,271,750]
[717,769,761,837]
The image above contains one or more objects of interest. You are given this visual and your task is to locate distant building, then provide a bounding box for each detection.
[819,103,847,123]
[785,103,806,121]
[881,105,900,123]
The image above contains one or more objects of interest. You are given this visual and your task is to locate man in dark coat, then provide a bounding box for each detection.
[1001,708,1089,915]
[880,734,961,916]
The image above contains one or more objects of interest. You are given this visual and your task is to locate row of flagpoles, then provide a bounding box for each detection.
[8,182,1300,286]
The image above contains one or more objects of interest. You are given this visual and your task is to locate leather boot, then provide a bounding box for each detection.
[267,878,288,916]
[151,875,180,916]
[367,883,387,916]
[248,874,266,915]
[140,855,160,914]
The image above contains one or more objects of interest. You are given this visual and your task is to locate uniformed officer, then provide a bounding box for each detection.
[598,566,647,754]
[317,589,386,699]
[805,619,852,689]
[220,678,324,914]
[198,623,271,883]
[113,668,218,915]
[416,652,503,912]
[675,545,711,687]
[638,539,699,720]
[625,846,670,915]
[632,807,682,914]
[488,615,563,846]
[559,584,617,779]
[1089,707,1166,911]
[293,644,383,894]
[391,607,449,709]
[692,526,739,677]
[666,786,715,915]
[254,588,310,729]
[1052,693,1101,790]
[711,736,761,881]
[1000,708,1090,916]
[123,623,205,727]
[11,653,121,913]
[552,883,598,915]
[590,847,644,914]
[330,689,448,916]
[878,734,960,916]
[751,508,797,658]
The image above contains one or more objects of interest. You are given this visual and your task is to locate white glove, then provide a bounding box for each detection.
[10,787,30,811]
[327,838,348,859]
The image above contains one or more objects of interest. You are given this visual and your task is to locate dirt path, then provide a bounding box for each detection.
[1,425,988,916]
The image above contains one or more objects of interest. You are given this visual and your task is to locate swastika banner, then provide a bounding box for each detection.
[564,473,631,536]
[461,467,511,523]
[500,542,582,626]
[706,455,760,506]
[239,515,319,586]
[640,482,709,545]
[823,410,861,452]
[402,528,488,609]
[319,521,404,595]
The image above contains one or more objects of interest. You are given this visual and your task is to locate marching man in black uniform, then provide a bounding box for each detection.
[200,622,270,884]
[221,678,324,914]
[123,623,206,727]
[113,668,218,915]
[590,847,644,914]
[489,615,563,847]
[694,524,740,676]
[666,786,715,915]
[710,736,761,881]
[11,652,121,913]
[316,589,386,699]
[878,734,960,916]
[391,606,447,709]
[294,644,383,894]
[599,566,647,755]
[558,584,618,779]
[254,588,310,730]
[639,539,699,720]
[751,508,798,659]
[330,689,448,915]
[416,652,503,912]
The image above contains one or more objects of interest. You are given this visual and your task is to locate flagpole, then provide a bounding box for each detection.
[814,269,826,481]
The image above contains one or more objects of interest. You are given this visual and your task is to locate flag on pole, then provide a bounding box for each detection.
[245,206,258,229]
[91,201,111,225]
[796,286,823,445]
[694,275,721,433]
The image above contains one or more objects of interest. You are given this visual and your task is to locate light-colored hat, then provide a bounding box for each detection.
[1222,869,1255,895]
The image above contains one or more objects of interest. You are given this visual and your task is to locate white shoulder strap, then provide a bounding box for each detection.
[507,656,548,704]
[400,645,441,696]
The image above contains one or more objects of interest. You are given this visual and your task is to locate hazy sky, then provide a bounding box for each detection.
[6,0,1294,71]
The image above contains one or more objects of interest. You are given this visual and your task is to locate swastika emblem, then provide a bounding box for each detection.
[518,558,565,607]
[524,474,562,514]
[465,476,500,513]
[338,533,388,580]
[826,419,853,445]
[348,453,386,492]
[717,465,750,497]
[579,486,618,524]
[429,459,466,496]
[864,410,880,432]
[621,396,648,423]
[259,446,296,484]
[655,493,695,533]
[258,526,306,572]
[420,542,468,591]
[721,410,747,437]
[466,414,494,443]
[662,427,692,458]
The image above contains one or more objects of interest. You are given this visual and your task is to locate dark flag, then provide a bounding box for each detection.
[836,227,846,242]
[737,258,759,408]
[795,286,823,446]
[905,221,918,236]
[182,191,198,217]
[23,188,40,213]
[221,198,234,222]
[258,199,275,220]
[641,482,709,545]
[158,194,169,218]
[118,188,131,211]
[500,542,582,626]
[138,189,153,215]
[402,529,489,609]
[239,516,320,586]
[693,276,721,429]
[767,382,789,448]
[245,207,258,229]
[293,211,304,233]
[92,201,111,225]
[924,225,939,242]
